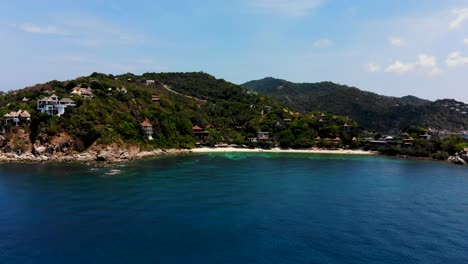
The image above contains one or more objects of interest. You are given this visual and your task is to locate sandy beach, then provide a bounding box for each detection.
[191,147,376,155]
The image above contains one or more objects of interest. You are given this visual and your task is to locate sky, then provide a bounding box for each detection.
[1,0,468,102]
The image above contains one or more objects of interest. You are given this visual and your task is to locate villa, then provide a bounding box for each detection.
[257,131,270,141]
[140,121,154,140]
[419,133,432,140]
[192,125,210,144]
[151,94,160,102]
[3,110,31,126]
[343,123,351,132]
[37,95,75,116]
[71,86,94,98]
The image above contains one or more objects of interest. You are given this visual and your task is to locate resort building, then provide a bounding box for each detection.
[192,125,210,144]
[140,121,154,140]
[248,137,258,142]
[404,137,414,147]
[257,131,270,141]
[151,94,160,102]
[37,95,75,116]
[419,133,432,140]
[3,110,31,126]
[71,87,94,98]
[343,123,351,132]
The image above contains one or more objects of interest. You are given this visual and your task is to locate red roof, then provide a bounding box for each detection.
[141,121,152,127]
[192,125,203,131]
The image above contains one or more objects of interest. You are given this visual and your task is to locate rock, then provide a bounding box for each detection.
[34,146,47,155]
[457,157,467,165]
[96,155,107,162]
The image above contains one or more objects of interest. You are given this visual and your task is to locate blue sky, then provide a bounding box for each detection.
[1,0,468,102]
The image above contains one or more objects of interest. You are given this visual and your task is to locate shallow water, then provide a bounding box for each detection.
[0,154,467,263]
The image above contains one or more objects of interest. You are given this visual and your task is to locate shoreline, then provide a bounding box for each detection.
[0,147,375,164]
[191,147,376,155]
[0,148,192,164]
[1,146,462,165]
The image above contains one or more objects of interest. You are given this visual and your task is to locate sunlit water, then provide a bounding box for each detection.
[0,153,467,263]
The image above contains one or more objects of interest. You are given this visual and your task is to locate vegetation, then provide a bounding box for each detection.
[1,72,466,163]
[0,72,360,152]
[363,129,468,160]
[242,77,468,133]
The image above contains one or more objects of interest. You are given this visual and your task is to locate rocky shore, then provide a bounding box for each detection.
[448,152,468,166]
[0,146,191,164]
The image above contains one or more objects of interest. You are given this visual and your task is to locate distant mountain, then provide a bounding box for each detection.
[242,77,468,133]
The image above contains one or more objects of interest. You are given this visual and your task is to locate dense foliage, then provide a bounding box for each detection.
[243,77,468,133]
[0,72,360,152]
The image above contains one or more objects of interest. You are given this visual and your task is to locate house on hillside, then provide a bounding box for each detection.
[257,131,270,141]
[3,110,31,126]
[248,137,257,143]
[22,97,29,103]
[419,133,431,140]
[37,95,75,116]
[71,86,94,98]
[401,132,410,139]
[146,80,156,86]
[343,123,351,132]
[404,137,414,147]
[319,118,325,128]
[151,94,160,102]
[192,125,210,144]
[140,121,154,140]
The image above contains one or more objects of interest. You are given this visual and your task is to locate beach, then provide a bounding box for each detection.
[191,147,376,155]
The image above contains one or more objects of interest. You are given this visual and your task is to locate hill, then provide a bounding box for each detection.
[0,72,361,161]
[242,77,468,133]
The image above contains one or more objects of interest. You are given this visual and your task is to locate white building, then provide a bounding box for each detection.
[37,95,75,116]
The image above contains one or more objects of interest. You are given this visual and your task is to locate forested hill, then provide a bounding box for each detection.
[0,72,361,154]
[242,77,468,133]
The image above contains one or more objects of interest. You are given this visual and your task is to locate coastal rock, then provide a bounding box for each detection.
[448,155,468,165]
[33,146,47,155]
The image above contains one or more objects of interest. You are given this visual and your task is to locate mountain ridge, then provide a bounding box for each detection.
[242,77,468,133]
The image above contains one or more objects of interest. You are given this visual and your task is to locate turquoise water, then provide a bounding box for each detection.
[0,153,467,263]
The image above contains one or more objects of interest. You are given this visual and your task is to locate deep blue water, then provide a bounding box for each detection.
[0,153,467,264]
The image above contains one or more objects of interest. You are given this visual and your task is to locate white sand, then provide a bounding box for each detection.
[191,147,375,155]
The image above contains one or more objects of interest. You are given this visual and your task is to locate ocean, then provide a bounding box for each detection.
[0,153,467,263]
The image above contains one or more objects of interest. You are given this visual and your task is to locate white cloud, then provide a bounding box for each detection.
[365,63,381,73]
[385,61,415,73]
[389,37,405,47]
[385,54,442,75]
[446,51,468,67]
[249,0,325,17]
[464,38,468,46]
[13,23,68,35]
[313,39,333,48]
[449,8,468,29]
[417,54,442,75]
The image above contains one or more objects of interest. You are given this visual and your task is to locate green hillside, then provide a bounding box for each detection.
[0,72,361,153]
[242,77,468,133]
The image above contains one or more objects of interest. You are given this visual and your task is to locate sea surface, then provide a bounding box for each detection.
[0,153,467,264]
